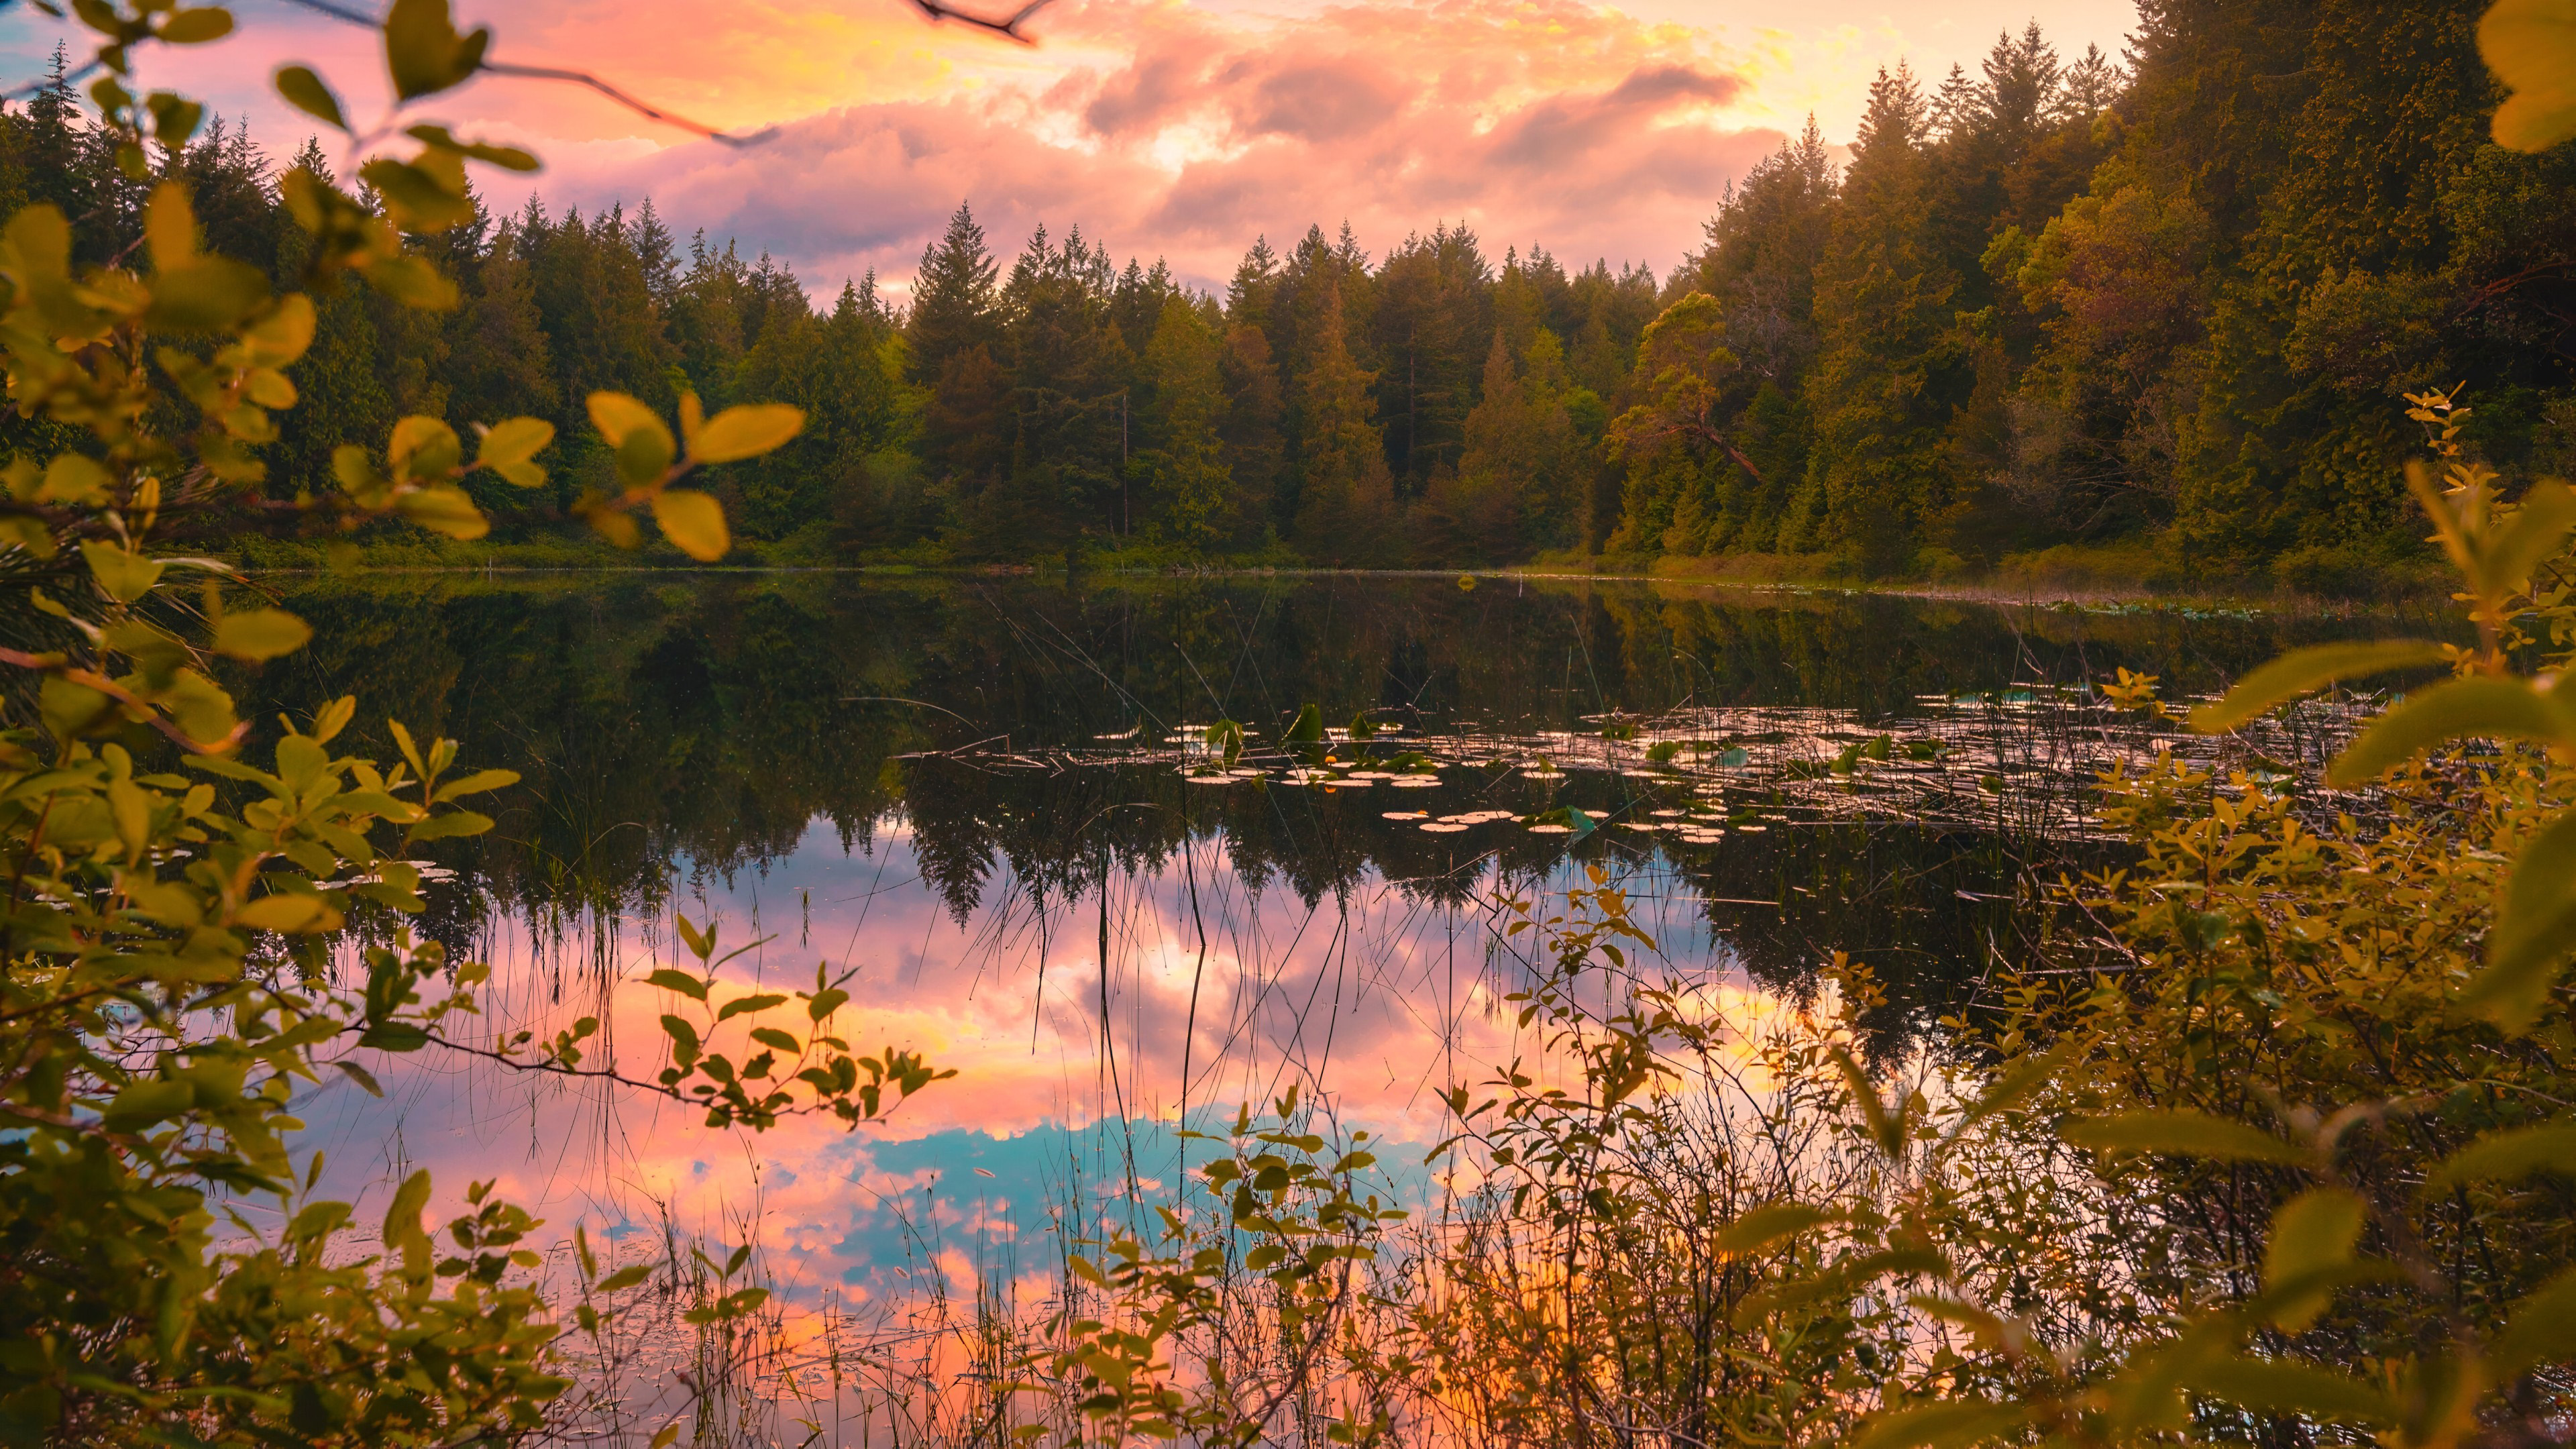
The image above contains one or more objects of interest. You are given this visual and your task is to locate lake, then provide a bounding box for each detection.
[243,571,2424,1437]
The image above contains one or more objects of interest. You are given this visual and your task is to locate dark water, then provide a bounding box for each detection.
[231,572,2424,1415]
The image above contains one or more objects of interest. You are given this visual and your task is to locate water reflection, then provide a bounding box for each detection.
[241,573,2422,1427]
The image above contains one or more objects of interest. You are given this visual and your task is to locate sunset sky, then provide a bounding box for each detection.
[7,0,2138,297]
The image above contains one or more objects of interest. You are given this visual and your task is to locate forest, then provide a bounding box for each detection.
[5,1,2572,586]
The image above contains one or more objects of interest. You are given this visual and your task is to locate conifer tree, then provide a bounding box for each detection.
[1291,286,1398,564]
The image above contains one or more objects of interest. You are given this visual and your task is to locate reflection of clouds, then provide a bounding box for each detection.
[294,818,1730,1316]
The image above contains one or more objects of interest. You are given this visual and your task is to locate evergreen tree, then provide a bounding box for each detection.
[1799,64,1961,572]
[908,202,1002,387]
[1290,286,1398,565]
[1136,294,1234,550]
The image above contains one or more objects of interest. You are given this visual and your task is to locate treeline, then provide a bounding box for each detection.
[5,3,2573,584]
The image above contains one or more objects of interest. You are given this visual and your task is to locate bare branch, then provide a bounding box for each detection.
[260,0,1055,144]
[910,0,1054,44]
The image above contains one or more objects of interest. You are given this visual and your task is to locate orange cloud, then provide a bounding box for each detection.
[509,0,1784,294]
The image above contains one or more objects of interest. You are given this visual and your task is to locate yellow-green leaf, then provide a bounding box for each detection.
[2063,1110,2306,1165]
[474,417,549,462]
[407,808,494,841]
[586,391,669,450]
[358,157,475,233]
[2261,1187,2365,1332]
[1712,1201,1835,1255]
[2326,677,2575,786]
[394,484,488,539]
[146,256,270,333]
[2492,1266,2576,1377]
[235,893,335,932]
[212,607,311,662]
[2190,639,2451,733]
[241,294,317,368]
[388,415,463,481]
[1849,1399,2030,1449]
[40,453,111,505]
[652,488,729,561]
[81,541,166,603]
[690,403,805,464]
[384,0,490,101]
[158,7,233,43]
[2182,1357,2391,1424]
[2477,479,2576,598]
[144,182,196,272]
[2473,807,2576,1031]
[273,65,347,130]
[2427,1121,2576,1189]
[2483,0,2576,152]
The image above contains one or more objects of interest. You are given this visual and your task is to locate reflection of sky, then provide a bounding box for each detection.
[290,816,1737,1313]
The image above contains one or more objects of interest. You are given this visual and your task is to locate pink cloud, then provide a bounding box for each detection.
[505,0,1784,296]
[5,0,1794,297]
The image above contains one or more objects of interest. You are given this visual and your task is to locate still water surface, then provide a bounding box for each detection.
[241,572,2422,1419]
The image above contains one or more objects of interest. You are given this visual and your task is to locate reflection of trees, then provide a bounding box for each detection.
[232,574,2383,1004]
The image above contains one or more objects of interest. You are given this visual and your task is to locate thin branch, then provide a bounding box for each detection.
[0,646,248,755]
[474,62,777,147]
[260,0,1055,145]
[910,0,1053,42]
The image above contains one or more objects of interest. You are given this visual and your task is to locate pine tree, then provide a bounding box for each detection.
[1798,63,1960,572]
[908,202,1002,388]
[1137,295,1234,550]
[1291,286,1398,564]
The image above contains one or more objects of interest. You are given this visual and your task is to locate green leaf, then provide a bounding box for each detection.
[2261,1187,2365,1332]
[652,488,729,561]
[80,541,166,603]
[1284,702,1323,743]
[2477,480,2576,598]
[645,968,709,1001]
[2189,639,2450,733]
[403,123,539,171]
[394,484,488,540]
[2426,1121,2576,1189]
[588,391,671,449]
[806,987,849,1020]
[103,1079,194,1132]
[2484,0,2576,151]
[716,993,789,1022]
[432,767,519,801]
[146,257,271,332]
[1849,1399,2029,1449]
[384,0,490,100]
[333,1060,384,1097]
[597,1265,652,1293]
[1949,1046,2063,1140]
[2470,808,2576,1032]
[1713,1201,1835,1254]
[384,1168,433,1252]
[359,253,460,311]
[40,453,110,504]
[749,1028,799,1053]
[388,415,463,480]
[2326,677,2575,787]
[212,607,311,662]
[273,65,347,129]
[358,157,475,234]
[690,403,805,463]
[477,416,553,487]
[2184,1357,2392,1424]
[235,894,334,932]
[406,809,493,841]
[2062,1110,2306,1165]
[2491,1266,2576,1376]
[158,7,233,42]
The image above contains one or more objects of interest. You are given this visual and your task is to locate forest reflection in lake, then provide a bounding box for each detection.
[237,572,2428,1424]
